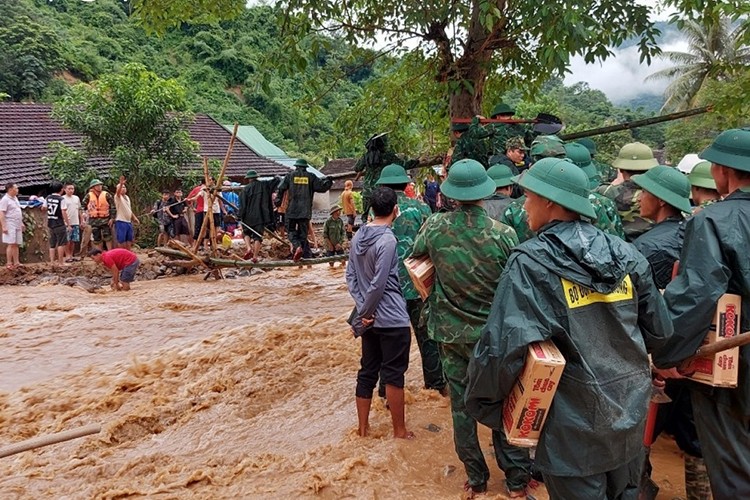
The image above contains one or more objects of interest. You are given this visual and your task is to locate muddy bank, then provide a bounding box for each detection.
[0,267,686,499]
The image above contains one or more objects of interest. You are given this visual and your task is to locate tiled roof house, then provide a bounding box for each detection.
[0,103,289,192]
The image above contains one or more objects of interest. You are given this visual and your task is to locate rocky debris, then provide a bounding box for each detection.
[60,277,103,294]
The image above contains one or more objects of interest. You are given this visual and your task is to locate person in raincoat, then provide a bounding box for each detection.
[410,159,529,498]
[653,128,750,498]
[239,170,280,262]
[276,159,332,261]
[483,163,515,221]
[466,157,673,499]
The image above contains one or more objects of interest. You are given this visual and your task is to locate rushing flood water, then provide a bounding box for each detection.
[0,267,686,498]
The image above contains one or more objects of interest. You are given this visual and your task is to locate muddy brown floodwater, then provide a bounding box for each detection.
[0,266,687,499]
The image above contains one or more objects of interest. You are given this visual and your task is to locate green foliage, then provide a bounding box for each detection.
[42,142,100,192]
[52,63,199,210]
[0,17,65,100]
[132,0,244,34]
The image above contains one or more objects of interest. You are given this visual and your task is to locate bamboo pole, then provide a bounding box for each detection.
[155,246,346,269]
[192,158,213,253]
[0,424,101,459]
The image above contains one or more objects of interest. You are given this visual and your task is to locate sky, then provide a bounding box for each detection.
[564,35,687,104]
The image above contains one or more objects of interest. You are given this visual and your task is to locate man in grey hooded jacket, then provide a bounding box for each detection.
[346,186,413,439]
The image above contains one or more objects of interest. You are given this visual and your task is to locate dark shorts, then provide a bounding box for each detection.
[67,225,81,243]
[242,223,264,242]
[115,221,134,243]
[356,326,411,398]
[119,258,140,283]
[212,213,222,230]
[346,214,355,226]
[193,212,205,240]
[48,225,67,248]
[90,218,112,242]
[173,216,190,236]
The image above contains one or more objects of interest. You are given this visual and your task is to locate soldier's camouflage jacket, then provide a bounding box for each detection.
[393,192,432,301]
[596,180,653,241]
[410,204,518,343]
[500,194,625,244]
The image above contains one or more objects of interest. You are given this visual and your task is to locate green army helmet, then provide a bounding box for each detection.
[451,122,470,132]
[490,103,515,118]
[88,179,103,189]
[687,160,717,190]
[575,137,597,156]
[632,165,692,214]
[530,136,566,159]
[612,142,658,171]
[293,158,309,168]
[486,164,515,188]
[329,204,342,215]
[441,159,497,201]
[564,143,598,189]
[700,128,750,173]
[245,170,259,179]
[514,158,596,219]
[376,163,410,185]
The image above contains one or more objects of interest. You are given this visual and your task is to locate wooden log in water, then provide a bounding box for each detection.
[155,247,347,269]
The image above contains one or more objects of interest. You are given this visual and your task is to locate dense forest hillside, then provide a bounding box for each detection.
[1,0,668,163]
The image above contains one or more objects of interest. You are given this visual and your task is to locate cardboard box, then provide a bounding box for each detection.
[503,341,566,447]
[404,255,435,301]
[687,293,741,388]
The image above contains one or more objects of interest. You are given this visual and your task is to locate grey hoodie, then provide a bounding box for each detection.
[346,224,410,332]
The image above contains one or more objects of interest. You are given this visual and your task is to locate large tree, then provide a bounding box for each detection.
[132,0,660,121]
[273,0,661,120]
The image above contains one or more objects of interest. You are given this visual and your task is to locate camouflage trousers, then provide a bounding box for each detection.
[440,342,532,491]
[407,299,445,391]
[89,217,112,243]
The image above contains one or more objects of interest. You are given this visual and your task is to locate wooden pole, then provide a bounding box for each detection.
[192,157,212,253]
[0,424,101,459]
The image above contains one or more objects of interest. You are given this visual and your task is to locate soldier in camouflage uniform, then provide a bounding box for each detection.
[687,160,721,214]
[375,164,446,394]
[596,142,658,242]
[565,143,625,240]
[576,137,617,183]
[501,143,625,243]
[410,159,530,498]
[354,133,404,223]
[451,117,493,167]
[487,103,528,159]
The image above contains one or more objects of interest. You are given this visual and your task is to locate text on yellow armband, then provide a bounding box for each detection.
[561,275,633,309]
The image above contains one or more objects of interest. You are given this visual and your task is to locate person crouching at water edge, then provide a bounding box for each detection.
[88,247,140,291]
[346,186,414,440]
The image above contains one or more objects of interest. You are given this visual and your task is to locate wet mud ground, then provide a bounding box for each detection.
[0,266,687,498]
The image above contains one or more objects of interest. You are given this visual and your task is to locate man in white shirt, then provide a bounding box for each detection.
[0,182,24,269]
[63,182,82,261]
[114,176,140,250]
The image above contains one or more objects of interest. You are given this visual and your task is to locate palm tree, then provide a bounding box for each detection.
[647,17,750,112]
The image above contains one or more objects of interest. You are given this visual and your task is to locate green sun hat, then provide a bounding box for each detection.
[486,164,515,188]
[513,158,596,219]
[699,128,750,173]
[451,122,470,132]
[687,160,717,190]
[88,178,103,189]
[612,142,659,171]
[441,159,497,201]
[329,204,342,215]
[375,163,410,185]
[293,158,309,168]
[245,170,258,179]
[564,143,598,189]
[490,103,515,117]
[575,137,597,156]
[632,165,692,214]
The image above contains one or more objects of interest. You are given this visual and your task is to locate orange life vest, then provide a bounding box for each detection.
[87,190,109,218]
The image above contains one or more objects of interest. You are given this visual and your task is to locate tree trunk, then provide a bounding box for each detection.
[448,70,487,120]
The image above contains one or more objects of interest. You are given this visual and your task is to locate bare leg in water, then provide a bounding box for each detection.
[386,385,414,439]
[356,397,371,437]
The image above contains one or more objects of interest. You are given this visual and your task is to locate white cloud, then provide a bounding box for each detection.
[564,37,689,104]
